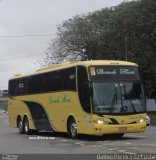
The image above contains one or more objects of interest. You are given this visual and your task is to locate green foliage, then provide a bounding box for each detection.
[42,0,156,99]
[148,113,156,125]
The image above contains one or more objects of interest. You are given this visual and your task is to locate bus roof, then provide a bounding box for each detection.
[10,60,138,80]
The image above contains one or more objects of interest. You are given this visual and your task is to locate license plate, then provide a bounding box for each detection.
[118,127,127,131]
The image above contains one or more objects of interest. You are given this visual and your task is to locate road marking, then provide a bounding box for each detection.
[97,140,111,144]
[49,137,55,140]
[75,142,86,146]
[89,145,98,148]
[125,134,147,138]
[108,148,119,151]
[121,151,136,155]
[117,149,126,152]
[142,143,156,147]
[127,147,138,149]
[113,141,131,145]
[125,142,131,145]
[117,149,136,154]
[61,139,69,142]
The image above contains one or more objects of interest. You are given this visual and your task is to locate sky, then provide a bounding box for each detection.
[0,0,127,89]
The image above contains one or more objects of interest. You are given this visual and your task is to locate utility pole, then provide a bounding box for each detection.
[124,0,128,61]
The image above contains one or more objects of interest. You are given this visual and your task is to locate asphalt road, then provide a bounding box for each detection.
[0,111,156,159]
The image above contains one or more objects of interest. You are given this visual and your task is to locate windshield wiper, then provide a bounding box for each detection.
[122,84,137,113]
[110,85,118,113]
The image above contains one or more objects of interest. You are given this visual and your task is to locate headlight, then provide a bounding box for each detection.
[97,120,104,124]
[137,118,145,123]
[140,118,145,123]
[137,118,146,123]
[93,120,104,124]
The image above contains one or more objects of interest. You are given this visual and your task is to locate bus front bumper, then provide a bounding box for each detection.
[92,122,146,136]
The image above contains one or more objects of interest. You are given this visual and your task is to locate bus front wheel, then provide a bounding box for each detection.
[67,118,78,139]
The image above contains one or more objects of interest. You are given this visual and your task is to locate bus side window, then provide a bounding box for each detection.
[77,66,91,113]
[9,80,18,96]
[63,67,76,91]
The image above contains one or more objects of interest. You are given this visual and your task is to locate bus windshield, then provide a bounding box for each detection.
[92,82,146,115]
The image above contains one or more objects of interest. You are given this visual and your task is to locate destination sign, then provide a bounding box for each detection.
[120,69,135,75]
[90,66,140,81]
[96,69,117,75]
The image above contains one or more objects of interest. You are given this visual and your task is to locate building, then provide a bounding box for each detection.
[0,90,8,111]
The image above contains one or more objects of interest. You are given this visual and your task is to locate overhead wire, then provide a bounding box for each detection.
[0,53,47,62]
[0,33,57,38]
[0,33,55,62]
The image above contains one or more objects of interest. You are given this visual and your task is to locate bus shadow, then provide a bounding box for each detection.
[30,131,141,141]
[77,134,141,141]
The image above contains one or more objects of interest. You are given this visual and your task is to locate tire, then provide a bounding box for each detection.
[23,116,32,135]
[17,117,24,134]
[67,118,78,139]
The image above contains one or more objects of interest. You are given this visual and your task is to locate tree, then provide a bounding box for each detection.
[39,0,156,99]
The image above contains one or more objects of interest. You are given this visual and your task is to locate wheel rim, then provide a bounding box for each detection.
[19,121,23,133]
[24,120,29,133]
[70,123,77,137]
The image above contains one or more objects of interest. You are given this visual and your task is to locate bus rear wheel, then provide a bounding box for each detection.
[17,117,24,134]
[23,116,31,135]
[67,118,78,139]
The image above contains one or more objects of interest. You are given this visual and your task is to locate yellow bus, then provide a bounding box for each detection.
[8,60,146,138]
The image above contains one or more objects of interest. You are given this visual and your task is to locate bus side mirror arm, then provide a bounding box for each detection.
[88,80,93,97]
